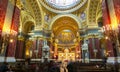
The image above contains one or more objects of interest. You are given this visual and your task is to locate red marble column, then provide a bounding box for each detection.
[88,38,94,59]
[0,0,8,31]
[32,40,36,58]
[6,6,20,57]
[38,40,43,58]
[94,38,102,59]
[0,0,8,50]
[113,0,120,24]
[88,38,103,59]
[102,0,111,25]
[15,38,25,59]
[6,34,17,57]
[113,0,120,42]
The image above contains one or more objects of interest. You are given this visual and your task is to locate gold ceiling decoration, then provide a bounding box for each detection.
[52,16,79,35]
[52,16,79,45]
[87,0,102,27]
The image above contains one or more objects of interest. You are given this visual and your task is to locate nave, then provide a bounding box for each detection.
[0,0,120,72]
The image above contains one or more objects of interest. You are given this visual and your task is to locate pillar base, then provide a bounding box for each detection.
[16,59,25,62]
[107,57,120,63]
[6,57,16,62]
[0,56,5,62]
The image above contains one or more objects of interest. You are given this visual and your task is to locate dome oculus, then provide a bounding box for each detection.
[45,0,80,9]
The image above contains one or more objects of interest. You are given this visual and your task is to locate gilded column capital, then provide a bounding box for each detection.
[86,34,100,39]
[18,35,25,41]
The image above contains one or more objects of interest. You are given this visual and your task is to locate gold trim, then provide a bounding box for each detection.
[49,14,81,30]
[18,36,25,41]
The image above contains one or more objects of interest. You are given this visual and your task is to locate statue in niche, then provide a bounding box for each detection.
[82,40,88,49]
[82,40,89,63]
[43,40,48,46]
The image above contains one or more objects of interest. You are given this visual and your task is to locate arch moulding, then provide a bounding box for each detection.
[49,14,82,30]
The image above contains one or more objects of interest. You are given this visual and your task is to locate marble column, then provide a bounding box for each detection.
[15,36,25,60]
[0,0,8,55]
[102,0,111,25]
[88,38,94,59]
[38,39,43,58]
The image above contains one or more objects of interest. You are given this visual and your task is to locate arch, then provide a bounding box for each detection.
[20,11,35,34]
[21,11,35,26]
[49,14,81,30]
[39,0,88,13]
[22,21,35,34]
[26,0,43,26]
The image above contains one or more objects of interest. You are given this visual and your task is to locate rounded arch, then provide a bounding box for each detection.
[49,14,81,30]
[26,0,43,26]
[21,11,36,34]
[39,0,88,13]
[51,17,79,36]
[22,21,35,34]
[21,11,35,26]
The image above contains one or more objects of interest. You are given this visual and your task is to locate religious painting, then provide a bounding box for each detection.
[44,14,49,22]
[80,12,86,20]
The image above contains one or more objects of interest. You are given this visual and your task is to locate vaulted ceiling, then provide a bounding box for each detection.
[52,16,79,35]
[13,0,102,34]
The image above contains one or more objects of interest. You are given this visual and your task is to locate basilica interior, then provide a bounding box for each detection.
[0,0,120,71]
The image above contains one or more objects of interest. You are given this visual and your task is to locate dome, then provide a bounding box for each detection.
[39,0,87,13]
[46,0,80,9]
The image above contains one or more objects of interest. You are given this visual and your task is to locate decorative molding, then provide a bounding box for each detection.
[49,14,82,30]
[87,0,102,27]
[16,59,25,61]
[18,36,25,41]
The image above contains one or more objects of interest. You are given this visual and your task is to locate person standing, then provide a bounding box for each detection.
[60,61,68,72]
